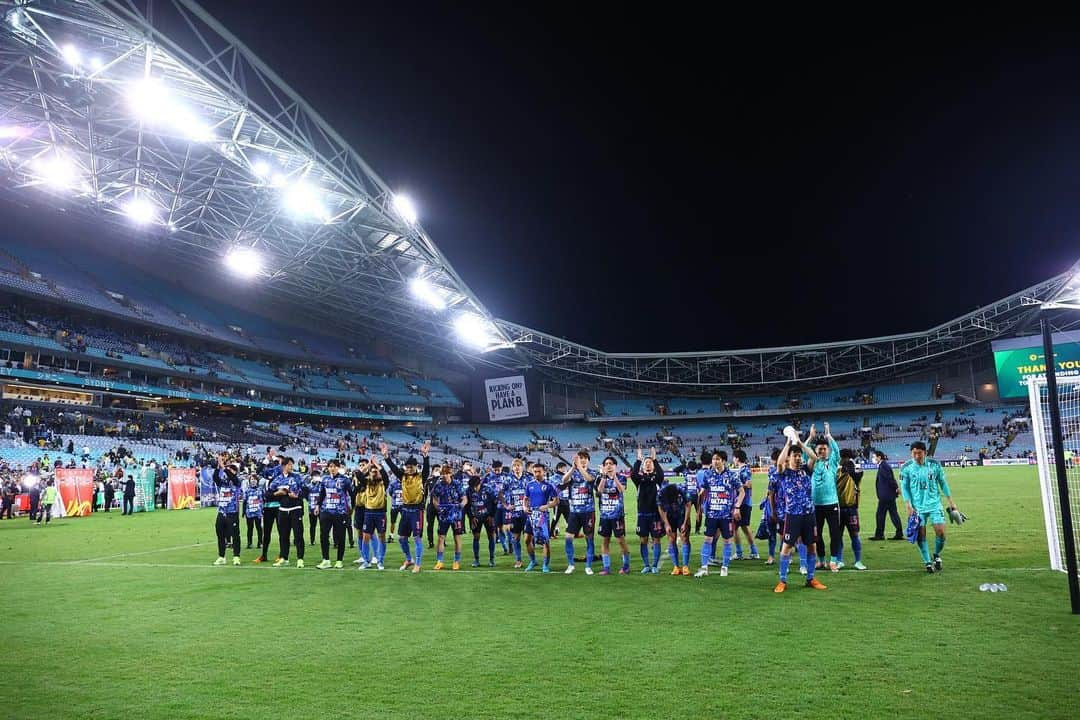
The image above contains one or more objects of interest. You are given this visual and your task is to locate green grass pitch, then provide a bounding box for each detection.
[1,465,1078,719]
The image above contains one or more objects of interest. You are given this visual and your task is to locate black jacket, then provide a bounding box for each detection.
[875,461,898,500]
[123,479,136,498]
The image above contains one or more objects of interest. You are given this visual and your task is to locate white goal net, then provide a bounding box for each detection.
[1028,374,1080,572]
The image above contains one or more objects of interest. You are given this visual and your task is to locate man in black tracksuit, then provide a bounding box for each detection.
[122,475,136,515]
[103,479,115,512]
[269,457,305,567]
[870,452,903,540]
[425,465,440,549]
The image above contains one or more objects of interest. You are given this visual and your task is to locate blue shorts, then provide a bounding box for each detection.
[566,511,595,535]
[437,516,464,536]
[598,516,626,538]
[782,513,816,548]
[398,507,423,538]
[362,510,386,535]
[352,508,365,530]
[469,514,496,534]
[636,512,664,538]
[664,511,686,533]
[494,506,505,526]
[736,504,752,527]
[705,517,734,540]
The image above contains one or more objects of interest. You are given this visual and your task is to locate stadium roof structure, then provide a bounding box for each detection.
[0,2,1077,398]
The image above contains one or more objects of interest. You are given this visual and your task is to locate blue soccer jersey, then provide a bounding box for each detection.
[526,480,557,511]
[734,465,752,505]
[432,480,464,520]
[321,473,352,515]
[777,468,815,517]
[467,484,496,519]
[243,486,263,518]
[766,466,783,520]
[303,476,323,512]
[566,469,596,513]
[597,477,625,520]
[682,469,699,498]
[388,478,403,510]
[213,470,241,514]
[504,474,528,518]
[700,468,742,520]
[658,482,688,519]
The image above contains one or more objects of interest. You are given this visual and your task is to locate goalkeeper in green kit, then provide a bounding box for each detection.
[900,441,966,573]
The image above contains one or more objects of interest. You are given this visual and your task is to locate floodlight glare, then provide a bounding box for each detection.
[393,193,418,224]
[224,247,262,278]
[35,154,79,190]
[61,43,81,66]
[124,195,156,224]
[89,56,104,71]
[409,276,446,310]
[252,160,271,178]
[283,182,327,220]
[454,312,499,349]
[128,78,169,121]
[270,172,287,187]
[0,126,27,139]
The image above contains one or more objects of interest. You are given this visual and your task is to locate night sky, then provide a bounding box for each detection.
[18,6,1080,353]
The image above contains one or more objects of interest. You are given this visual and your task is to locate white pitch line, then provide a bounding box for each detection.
[66,543,204,564]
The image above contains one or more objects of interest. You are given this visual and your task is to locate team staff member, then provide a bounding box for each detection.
[382,441,430,573]
[304,472,323,546]
[243,475,264,550]
[360,458,389,570]
[212,458,243,566]
[122,474,136,515]
[270,457,305,568]
[870,451,903,540]
[425,463,441,550]
[630,448,665,574]
[256,460,281,564]
[38,479,58,525]
[316,459,353,569]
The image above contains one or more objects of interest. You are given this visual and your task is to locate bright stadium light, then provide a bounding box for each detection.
[393,193,418,224]
[252,159,271,178]
[454,312,500,349]
[224,247,263,278]
[409,276,446,310]
[124,194,156,224]
[89,56,104,71]
[128,78,213,142]
[0,126,28,139]
[61,43,81,66]
[270,172,287,187]
[283,182,328,221]
[34,154,79,190]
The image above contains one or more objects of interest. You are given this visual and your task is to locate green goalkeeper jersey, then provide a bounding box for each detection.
[899,458,951,512]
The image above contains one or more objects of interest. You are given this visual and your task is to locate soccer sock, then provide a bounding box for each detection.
[749,542,758,556]
[542,553,549,569]
[721,542,732,568]
[852,535,863,562]
[797,543,808,568]
[621,553,630,571]
[602,553,611,571]
[735,542,743,558]
[472,537,481,563]
[454,550,461,563]
[414,538,423,565]
[371,537,382,563]
[379,538,387,563]
[668,541,679,567]
[513,537,522,562]
[701,541,712,568]
[651,542,661,568]
[640,544,649,568]
[681,541,691,567]
[779,554,791,582]
[437,549,444,563]
[768,535,776,558]
[565,537,575,565]
[806,553,817,580]
[585,537,595,567]
[934,535,945,556]
[399,537,411,562]
[837,542,844,564]
[529,549,536,563]
[361,539,370,563]
[917,538,931,564]
[712,535,719,554]
[488,536,495,563]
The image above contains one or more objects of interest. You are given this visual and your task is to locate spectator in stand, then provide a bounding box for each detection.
[869,451,903,540]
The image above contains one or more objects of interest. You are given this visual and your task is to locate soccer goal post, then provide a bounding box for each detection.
[1027,320,1080,613]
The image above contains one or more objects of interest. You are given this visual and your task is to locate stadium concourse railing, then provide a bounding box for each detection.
[590,395,957,423]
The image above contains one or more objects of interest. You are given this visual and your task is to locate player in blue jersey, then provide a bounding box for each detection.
[684,459,703,534]
[694,451,745,577]
[484,461,510,554]
[596,456,631,575]
[630,448,666,573]
[243,474,264,551]
[303,471,323,547]
[523,462,559,572]
[467,473,498,567]
[551,461,571,539]
[658,475,692,575]
[502,458,529,568]
[730,450,759,560]
[900,441,961,574]
[560,451,596,575]
[431,465,467,570]
[388,475,403,544]
[211,458,243,566]
[269,456,305,568]
[774,434,828,592]
[316,458,353,569]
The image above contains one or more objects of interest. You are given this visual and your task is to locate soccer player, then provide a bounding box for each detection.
[806,423,842,572]
[836,449,867,570]
[484,461,510,555]
[730,449,759,560]
[243,474,263,550]
[900,441,960,574]
[467,473,498,567]
[431,465,467,570]
[316,459,353,569]
[425,463,441,549]
[560,451,596,575]
[269,456,305,568]
[551,461,571,538]
[255,458,280,564]
[212,458,243,566]
[695,450,744,577]
[523,462,558,572]
[381,441,430,573]
[630,448,665,573]
[360,459,389,570]
[388,474,403,544]
[658,473,692,575]
[683,460,702,535]
[351,466,368,566]
[502,458,529,568]
[773,434,828,593]
[596,456,631,575]
[304,471,323,546]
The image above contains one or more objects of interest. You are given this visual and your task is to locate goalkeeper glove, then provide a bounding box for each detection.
[948,508,968,525]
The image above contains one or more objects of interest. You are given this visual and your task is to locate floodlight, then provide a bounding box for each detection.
[0,126,27,139]
[124,194,156,224]
[34,154,79,190]
[89,56,104,71]
[454,312,499,349]
[393,193,418,224]
[409,276,446,310]
[283,182,327,220]
[270,172,287,187]
[224,247,262,278]
[61,43,81,66]
[128,79,212,142]
[252,160,270,178]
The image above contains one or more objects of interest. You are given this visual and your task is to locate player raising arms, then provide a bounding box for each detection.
[431,465,467,570]
[316,459,353,569]
[900,441,962,574]
[658,472,692,576]
[243,473,264,552]
[360,458,389,570]
[560,451,597,575]
[596,456,631,575]
[773,434,827,593]
[467,473,498,567]
[211,457,243,566]
[382,441,430,573]
[502,458,529,568]
[730,450,759,560]
[806,423,842,572]
[630,448,666,573]
[695,450,744,578]
[523,462,558,573]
